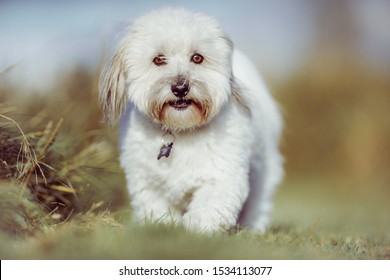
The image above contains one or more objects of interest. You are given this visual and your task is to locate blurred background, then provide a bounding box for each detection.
[1,0,389,238]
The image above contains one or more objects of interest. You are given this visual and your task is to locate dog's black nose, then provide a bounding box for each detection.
[171,78,189,98]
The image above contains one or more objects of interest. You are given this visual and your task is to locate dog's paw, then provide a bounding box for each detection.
[182,211,230,233]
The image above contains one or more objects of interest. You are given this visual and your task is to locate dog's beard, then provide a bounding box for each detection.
[130,76,219,131]
[150,95,213,131]
[129,66,231,131]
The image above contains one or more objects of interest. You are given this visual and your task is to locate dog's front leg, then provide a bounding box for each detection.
[130,188,181,224]
[182,179,249,233]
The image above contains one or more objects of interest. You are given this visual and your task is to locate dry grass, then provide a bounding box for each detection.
[0,70,127,240]
[0,65,389,259]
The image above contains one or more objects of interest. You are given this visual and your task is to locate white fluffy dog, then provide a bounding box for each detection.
[99,8,283,232]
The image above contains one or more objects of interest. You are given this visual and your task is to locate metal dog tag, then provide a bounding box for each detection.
[157,142,173,160]
[157,130,175,160]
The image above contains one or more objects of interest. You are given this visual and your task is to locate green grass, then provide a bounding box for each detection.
[1,182,388,260]
[0,71,389,260]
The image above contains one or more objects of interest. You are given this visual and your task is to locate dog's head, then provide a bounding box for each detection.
[99,8,233,131]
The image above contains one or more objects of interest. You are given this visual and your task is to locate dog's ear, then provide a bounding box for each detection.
[231,79,251,114]
[98,46,127,124]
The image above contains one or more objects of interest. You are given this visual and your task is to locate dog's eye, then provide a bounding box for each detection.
[153,55,167,66]
[191,53,204,64]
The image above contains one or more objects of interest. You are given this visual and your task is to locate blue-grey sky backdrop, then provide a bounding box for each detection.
[1,0,389,93]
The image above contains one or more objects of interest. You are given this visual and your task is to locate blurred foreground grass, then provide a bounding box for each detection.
[0,67,389,259]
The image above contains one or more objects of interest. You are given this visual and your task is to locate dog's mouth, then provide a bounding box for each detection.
[169,99,192,110]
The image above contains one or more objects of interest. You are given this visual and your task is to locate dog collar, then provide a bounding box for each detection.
[157,130,175,160]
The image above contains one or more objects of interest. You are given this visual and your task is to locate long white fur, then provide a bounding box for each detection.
[99,8,283,232]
